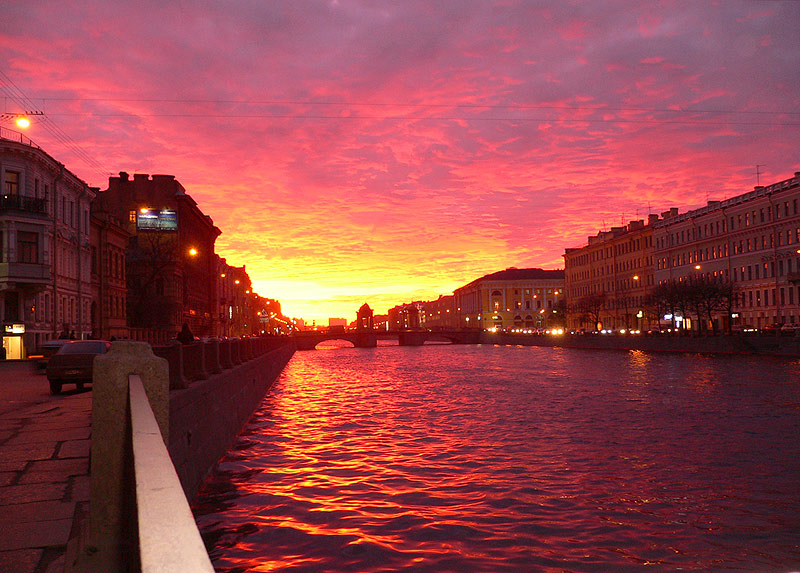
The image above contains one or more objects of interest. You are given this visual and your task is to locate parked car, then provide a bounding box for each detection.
[29,339,69,370]
[46,340,111,394]
[780,323,800,335]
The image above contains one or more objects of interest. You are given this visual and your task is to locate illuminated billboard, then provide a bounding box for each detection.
[137,208,177,231]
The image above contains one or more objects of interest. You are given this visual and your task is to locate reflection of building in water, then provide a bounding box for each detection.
[1,133,95,358]
[454,268,565,331]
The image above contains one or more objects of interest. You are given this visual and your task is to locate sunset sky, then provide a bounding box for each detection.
[2,1,799,323]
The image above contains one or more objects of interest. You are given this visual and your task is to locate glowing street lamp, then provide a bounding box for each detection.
[1,111,43,129]
[188,247,198,257]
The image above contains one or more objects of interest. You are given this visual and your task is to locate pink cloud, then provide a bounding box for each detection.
[1,1,798,321]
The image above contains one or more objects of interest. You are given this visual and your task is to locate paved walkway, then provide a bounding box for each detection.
[0,361,91,572]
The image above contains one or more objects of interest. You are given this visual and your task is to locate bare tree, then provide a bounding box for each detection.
[574,292,606,330]
[126,233,180,329]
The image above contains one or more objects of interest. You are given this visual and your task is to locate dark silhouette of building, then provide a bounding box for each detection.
[356,303,374,330]
[90,201,130,340]
[96,173,221,338]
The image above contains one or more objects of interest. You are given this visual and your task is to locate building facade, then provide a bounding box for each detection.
[420,295,456,329]
[98,173,221,338]
[387,302,422,330]
[653,171,800,330]
[564,216,659,331]
[454,268,565,330]
[89,206,129,340]
[1,133,94,358]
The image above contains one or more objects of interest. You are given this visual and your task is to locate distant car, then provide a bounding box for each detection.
[780,323,800,335]
[46,340,111,394]
[29,339,69,370]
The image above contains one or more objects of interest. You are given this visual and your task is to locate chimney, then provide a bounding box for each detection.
[648,214,659,225]
[118,172,129,181]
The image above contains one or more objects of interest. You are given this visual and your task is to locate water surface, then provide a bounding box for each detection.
[194,344,800,571]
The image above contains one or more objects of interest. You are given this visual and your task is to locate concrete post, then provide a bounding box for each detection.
[203,339,221,375]
[241,337,253,361]
[81,341,169,572]
[218,338,233,369]
[230,338,242,365]
[182,343,208,381]
[153,340,188,390]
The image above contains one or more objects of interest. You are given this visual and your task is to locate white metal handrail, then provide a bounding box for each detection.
[129,374,214,572]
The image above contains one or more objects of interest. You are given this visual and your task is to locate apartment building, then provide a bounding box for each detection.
[90,205,129,340]
[653,171,800,329]
[1,132,94,358]
[98,172,221,338]
[564,216,659,331]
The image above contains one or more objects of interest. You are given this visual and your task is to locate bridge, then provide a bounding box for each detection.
[292,328,481,350]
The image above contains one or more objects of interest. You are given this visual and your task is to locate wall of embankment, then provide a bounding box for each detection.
[481,332,800,357]
[167,340,295,501]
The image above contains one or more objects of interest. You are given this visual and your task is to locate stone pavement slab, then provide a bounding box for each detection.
[0,548,43,572]
[0,361,92,572]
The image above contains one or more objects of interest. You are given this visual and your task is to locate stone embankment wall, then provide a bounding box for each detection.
[482,332,800,357]
[167,339,295,501]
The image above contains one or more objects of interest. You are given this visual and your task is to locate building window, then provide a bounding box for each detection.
[18,231,38,263]
[4,170,20,195]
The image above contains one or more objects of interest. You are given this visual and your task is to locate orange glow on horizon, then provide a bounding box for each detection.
[4,3,798,324]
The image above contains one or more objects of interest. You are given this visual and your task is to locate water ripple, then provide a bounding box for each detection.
[194,345,800,571]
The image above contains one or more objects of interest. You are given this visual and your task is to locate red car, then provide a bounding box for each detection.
[46,340,111,394]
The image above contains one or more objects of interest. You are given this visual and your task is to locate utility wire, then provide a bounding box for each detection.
[0,69,111,184]
[40,111,800,127]
[20,96,800,117]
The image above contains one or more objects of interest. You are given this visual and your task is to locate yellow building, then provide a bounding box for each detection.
[454,268,565,330]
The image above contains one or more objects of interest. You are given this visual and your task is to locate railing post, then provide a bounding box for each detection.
[182,342,208,381]
[218,338,233,369]
[230,338,242,365]
[152,340,188,389]
[79,341,169,572]
[203,338,221,375]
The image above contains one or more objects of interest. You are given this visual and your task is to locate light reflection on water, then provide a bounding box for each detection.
[193,345,800,571]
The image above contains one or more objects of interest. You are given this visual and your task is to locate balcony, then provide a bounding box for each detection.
[788,272,800,285]
[0,262,51,287]
[0,194,48,216]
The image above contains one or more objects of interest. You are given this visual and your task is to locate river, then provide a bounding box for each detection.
[193,342,800,571]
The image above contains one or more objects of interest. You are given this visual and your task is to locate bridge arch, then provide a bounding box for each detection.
[313,338,356,349]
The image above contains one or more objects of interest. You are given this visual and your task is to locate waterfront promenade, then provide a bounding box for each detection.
[0,360,90,572]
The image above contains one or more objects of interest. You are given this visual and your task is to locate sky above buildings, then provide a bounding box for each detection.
[2,1,799,323]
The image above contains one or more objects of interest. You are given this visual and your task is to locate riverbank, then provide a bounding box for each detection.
[482,331,800,357]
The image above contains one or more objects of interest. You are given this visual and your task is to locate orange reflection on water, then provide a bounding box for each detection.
[194,345,800,572]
